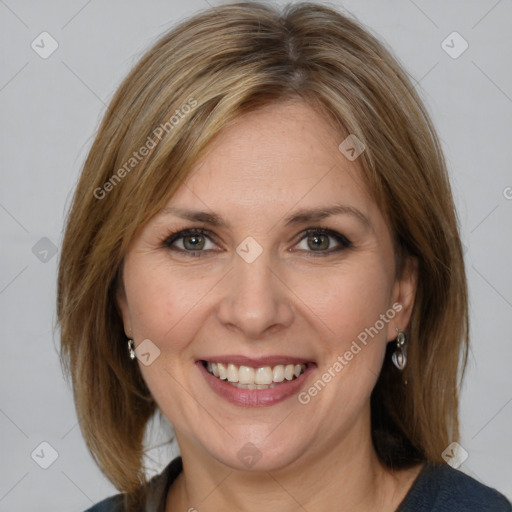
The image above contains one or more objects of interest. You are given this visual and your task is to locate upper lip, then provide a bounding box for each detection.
[198,355,315,367]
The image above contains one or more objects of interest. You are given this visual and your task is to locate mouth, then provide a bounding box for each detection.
[201,360,309,389]
[197,356,316,407]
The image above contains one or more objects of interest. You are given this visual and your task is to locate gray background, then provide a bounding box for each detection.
[1,0,511,510]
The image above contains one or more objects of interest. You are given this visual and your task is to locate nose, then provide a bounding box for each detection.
[216,249,294,340]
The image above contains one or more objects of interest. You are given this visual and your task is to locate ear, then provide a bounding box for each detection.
[116,276,132,339]
[385,255,418,342]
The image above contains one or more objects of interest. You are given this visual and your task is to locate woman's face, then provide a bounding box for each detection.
[118,101,416,472]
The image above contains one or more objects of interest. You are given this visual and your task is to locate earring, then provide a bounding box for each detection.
[127,339,136,360]
[392,330,407,370]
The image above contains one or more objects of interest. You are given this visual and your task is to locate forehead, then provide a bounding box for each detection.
[164,101,377,226]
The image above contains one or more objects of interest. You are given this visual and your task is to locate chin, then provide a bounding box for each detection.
[206,433,308,473]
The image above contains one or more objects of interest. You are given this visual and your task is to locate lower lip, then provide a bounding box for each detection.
[197,361,316,407]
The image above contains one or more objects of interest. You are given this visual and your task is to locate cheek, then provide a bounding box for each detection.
[123,258,213,344]
[289,258,393,346]
[123,259,214,425]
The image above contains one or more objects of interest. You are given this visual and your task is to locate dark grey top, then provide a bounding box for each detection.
[85,457,512,511]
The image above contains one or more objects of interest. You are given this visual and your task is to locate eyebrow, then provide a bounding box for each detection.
[160,204,372,230]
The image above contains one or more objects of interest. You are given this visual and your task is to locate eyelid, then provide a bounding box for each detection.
[161,226,352,255]
[292,227,352,251]
[162,227,220,252]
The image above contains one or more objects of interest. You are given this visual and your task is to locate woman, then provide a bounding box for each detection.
[57,2,512,511]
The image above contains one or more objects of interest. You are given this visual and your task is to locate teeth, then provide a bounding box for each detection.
[284,364,294,380]
[238,365,255,384]
[206,361,307,385]
[273,365,285,382]
[255,367,273,385]
[217,362,227,380]
[227,363,238,382]
[231,382,277,390]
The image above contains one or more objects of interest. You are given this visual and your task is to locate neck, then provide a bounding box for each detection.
[166,409,417,512]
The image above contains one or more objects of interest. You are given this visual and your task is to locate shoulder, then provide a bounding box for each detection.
[432,464,512,510]
[83,494,124,512]
[82,456,183,512]
[398,462,512,512]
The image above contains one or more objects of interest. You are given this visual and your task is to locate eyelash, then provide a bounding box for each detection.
[161,227,353,258]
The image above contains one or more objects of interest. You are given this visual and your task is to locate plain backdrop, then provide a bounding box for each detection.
[1,0,511,510]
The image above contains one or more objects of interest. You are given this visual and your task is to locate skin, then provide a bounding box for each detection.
[118,100,422,511]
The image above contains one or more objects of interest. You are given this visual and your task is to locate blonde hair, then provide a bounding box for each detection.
[57,1,468,506]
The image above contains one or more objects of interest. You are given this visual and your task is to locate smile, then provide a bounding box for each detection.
[203,361,307,389]
[198,357,316,407]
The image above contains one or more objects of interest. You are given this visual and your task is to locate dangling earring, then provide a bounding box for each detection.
[127,339,136,360]
[392,329,407,370]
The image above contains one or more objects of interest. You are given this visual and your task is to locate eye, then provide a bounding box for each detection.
[162,227,352,257]
[163,228,218,256]
[294,228,352,255]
